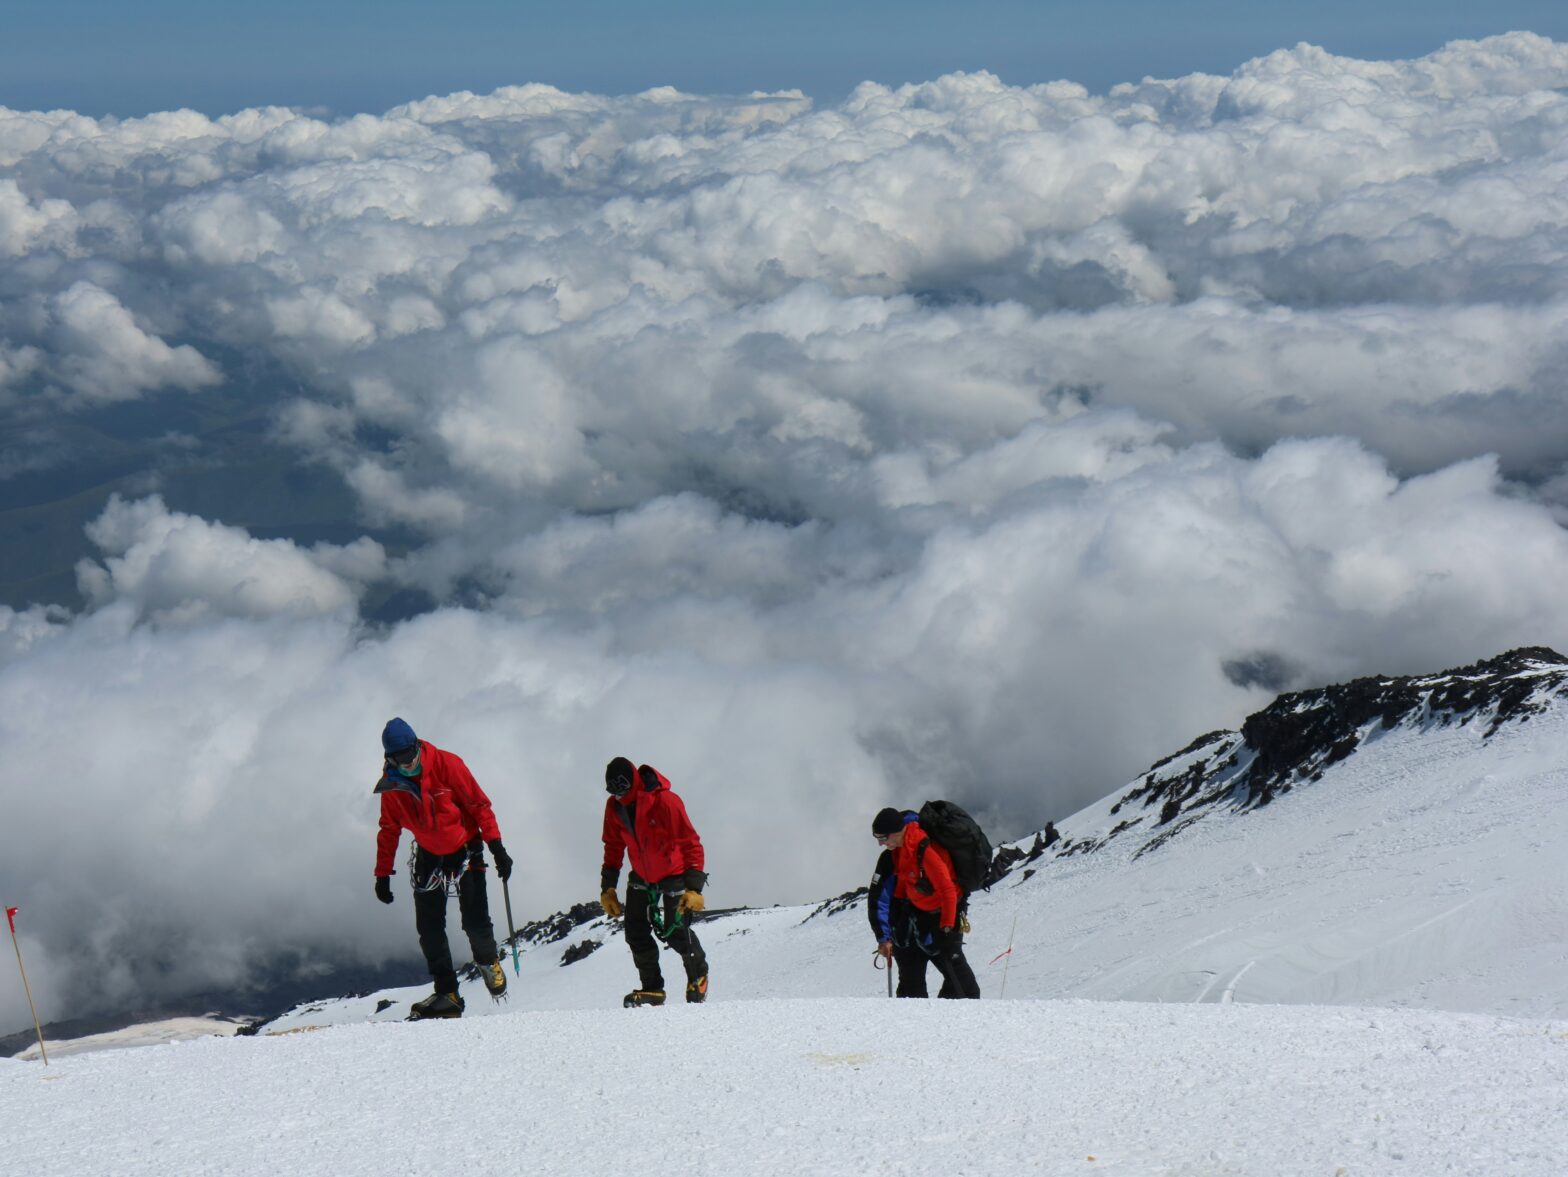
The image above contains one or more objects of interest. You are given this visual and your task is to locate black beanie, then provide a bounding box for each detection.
[606,756,636,792]
[871,807,904,836]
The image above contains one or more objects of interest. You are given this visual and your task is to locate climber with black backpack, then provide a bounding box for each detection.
[868,810,933,997]
[871,803,984,999]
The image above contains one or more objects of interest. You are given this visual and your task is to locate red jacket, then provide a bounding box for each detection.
[374,742,501,877]
[602,765,704,886]
[893,823,960,928]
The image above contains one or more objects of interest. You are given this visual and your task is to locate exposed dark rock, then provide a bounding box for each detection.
[1145,730,1232,775]
[560,939,601,966]
[505,901,604,953]
[1238,647,1567,803]
[801,887,867,922]
[988,844,1028,881]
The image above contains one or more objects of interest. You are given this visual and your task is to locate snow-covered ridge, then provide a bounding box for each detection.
[992,645,1568,869]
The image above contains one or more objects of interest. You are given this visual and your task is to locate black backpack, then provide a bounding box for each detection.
[916,799,993,894]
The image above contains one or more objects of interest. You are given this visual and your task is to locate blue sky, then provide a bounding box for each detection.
[5,0,1566,116]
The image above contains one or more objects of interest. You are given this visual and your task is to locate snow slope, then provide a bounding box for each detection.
[2,999,1564,1177]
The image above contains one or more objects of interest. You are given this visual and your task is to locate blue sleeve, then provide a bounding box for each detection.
[868,849,896,939]
[874,874,895,939]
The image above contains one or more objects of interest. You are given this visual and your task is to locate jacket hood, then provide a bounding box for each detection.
[615,763,670,803]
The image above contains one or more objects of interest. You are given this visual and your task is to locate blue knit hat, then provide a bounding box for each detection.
[382,717,418,756]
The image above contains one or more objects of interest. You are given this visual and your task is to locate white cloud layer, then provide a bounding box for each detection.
[75,495,384,623]
[3,33,1568,1024]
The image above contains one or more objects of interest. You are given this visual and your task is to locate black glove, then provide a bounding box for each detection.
[684,868,708,894]
[937,925,962,954]
[488,840,513,881]
[600,866,620,893]
[374,876,394,905]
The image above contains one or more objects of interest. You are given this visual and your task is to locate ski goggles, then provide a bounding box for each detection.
[386,744,420,767]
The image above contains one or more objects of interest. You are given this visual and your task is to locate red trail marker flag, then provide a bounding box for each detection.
[6,904,48,1063]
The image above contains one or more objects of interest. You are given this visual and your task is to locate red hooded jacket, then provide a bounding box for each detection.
[374,742,501,877]
[892,823,960,928]
[602,765,704,886]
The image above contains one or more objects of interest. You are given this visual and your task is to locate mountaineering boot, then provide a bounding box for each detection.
[623,989,666,1008]
[407,991,465,1020]
[685,972,708,1004]
[480,959,507,998]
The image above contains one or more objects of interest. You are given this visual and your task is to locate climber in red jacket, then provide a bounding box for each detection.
[374,717,514,1020]
[600,757,709,1007]
[873,806,980,999]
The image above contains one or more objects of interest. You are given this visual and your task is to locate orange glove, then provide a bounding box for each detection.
[678,890,705,913]
[600,888,623,918]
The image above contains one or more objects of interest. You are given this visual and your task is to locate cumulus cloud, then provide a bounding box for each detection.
[5,33,1568,1026]
[76,494,384,623]
[0,178,78,257]
[48,282,222,404]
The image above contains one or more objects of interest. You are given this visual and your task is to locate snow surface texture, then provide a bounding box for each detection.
[3,1000,1565,1177]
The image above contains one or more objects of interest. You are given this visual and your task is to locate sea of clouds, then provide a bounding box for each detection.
[3,32,1568,1027]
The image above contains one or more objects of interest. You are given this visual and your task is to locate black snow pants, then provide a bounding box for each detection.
[907,906,981,999]
[892,943,933,998]
[411,839,498,994]
[623,872,707,993]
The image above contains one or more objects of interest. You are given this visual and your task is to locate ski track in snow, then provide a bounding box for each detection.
[2,999,1565,1177]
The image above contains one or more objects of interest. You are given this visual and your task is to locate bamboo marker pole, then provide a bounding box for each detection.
[1000,911,1018,999]
[6,907,47,1065]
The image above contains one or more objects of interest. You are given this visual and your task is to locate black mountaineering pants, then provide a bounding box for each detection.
[412,839,498,994]
[892,943,932,998]
[623,872,706,993]
[908,906,981,999]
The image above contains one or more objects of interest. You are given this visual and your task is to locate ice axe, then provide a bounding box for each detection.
[873,944,892,997]
[501,878,521,977]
